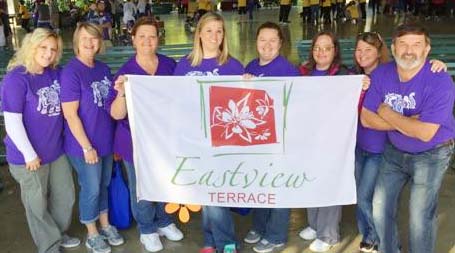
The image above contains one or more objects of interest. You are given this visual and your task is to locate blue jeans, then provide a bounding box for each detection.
[251,208,290,244]
[68,155,113,224]
[354,147,382,245]
[310,5,320,22]
[202,206,237,251]
[373,143,453,253]
[123,161,172,234]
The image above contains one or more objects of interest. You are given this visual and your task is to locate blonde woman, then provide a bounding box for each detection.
[174,12,244,253]
[60,23,123,253]
[2,28,80,253]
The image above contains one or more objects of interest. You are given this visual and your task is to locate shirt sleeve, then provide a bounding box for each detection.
[362,69,383,113]
[4,112,38,162]
[2,72,27,113]
[418,74,455,125]
[60,67,81,103]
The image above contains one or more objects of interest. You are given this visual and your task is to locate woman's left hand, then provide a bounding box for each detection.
[429,59,447,73]
[361,76,371,91]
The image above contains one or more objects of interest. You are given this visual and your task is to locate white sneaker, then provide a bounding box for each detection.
[298,226,317,240]
[157,223,184,241]
[309,239,337,252]
[140,233,163,252]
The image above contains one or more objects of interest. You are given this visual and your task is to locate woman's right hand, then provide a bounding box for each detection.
[242,73,255,80]
[114,75,126,97]
[84,149,99,164]
[26,157,41,171]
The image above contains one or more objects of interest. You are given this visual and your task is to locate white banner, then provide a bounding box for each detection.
[125,75,363,208]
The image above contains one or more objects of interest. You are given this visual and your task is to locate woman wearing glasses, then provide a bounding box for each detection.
[297,31,350,253]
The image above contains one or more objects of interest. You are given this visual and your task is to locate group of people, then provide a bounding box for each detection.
[1,10,454,253]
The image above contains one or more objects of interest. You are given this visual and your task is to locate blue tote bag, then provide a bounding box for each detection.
[108,161,132,229]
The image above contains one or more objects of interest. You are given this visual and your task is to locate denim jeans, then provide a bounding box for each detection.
[68,155,113,224]
[373,143,453,253]
[310,5,320,22]
[355,147,382,245]
[123,161,172,234]
[202,206,237,251]
[251,208,290,244]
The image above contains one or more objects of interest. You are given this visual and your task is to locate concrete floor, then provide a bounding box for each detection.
[1,7,455,253]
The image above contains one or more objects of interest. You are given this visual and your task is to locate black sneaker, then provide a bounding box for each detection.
[359,241,375,252]
[372,245,379,253]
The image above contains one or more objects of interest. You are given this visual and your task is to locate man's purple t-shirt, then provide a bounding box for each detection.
[363,61,455,153]
[60,57,115,157]
[2,66,64,164]
[245,55,300,77]
[105,54,176,163]
[173,56,244,76]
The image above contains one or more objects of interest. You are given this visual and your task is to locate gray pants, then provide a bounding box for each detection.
[307,206,342,244]
[9,155,75,253]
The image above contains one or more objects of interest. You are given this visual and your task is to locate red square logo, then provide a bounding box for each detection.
[209,86,277,147]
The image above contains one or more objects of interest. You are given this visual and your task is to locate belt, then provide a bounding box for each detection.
[434,139,455,149]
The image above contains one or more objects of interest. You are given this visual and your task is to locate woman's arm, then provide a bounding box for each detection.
[110,75,128,120]
[61,101,99,164]
[4,112,41,170]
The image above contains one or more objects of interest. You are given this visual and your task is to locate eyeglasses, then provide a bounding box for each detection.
[312,46,334,53]
[357,32,383,44]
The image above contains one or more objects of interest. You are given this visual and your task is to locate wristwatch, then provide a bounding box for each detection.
[83,146,94,153]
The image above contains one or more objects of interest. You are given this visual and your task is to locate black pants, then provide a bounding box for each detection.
[279,4,291,22]
[21,18,31,32]
[359,2,367,18]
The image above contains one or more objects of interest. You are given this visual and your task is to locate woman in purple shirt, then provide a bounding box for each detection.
[107,16,184,253]
[60,22,123,253]
[242,21,299,253]
[173,12,244,253]
[2,28,80,253]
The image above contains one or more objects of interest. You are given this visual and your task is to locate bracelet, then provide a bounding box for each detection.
[82,146,94,153]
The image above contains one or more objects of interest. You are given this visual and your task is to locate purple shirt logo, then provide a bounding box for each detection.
[186,68,220,76]
[90,76,111,107]
[36,80,61,116]
[384,92,416,114]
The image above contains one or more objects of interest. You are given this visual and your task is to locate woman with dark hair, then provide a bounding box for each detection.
[242,21,299,253]
[107,16,184,253]
[298,31,350,253]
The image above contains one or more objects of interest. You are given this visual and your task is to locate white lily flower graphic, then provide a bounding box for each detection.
[255,93,273,119]
[212,93,267,143]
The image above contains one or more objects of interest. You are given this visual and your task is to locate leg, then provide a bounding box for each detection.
[252,208,271,236]
[9,163,62,253]
[315,206,341,244]
[307,208,318,230]
[373,145,408,253]
[99,155,114,227]
[202,206,237,250]
[355,148,382,245]
[47,155,75,233]
[124,161,160,234]
[262,208,290,244]
[408,144,453,253]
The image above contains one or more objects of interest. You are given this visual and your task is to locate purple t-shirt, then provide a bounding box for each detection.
[173,56,244,76]
[311,69,328,76]
[363,61,455,153]
[245,55,300,77]
[99,12,112,40]
[105,54,176,163]
[1,66,64,164]
[60,57,115,157]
